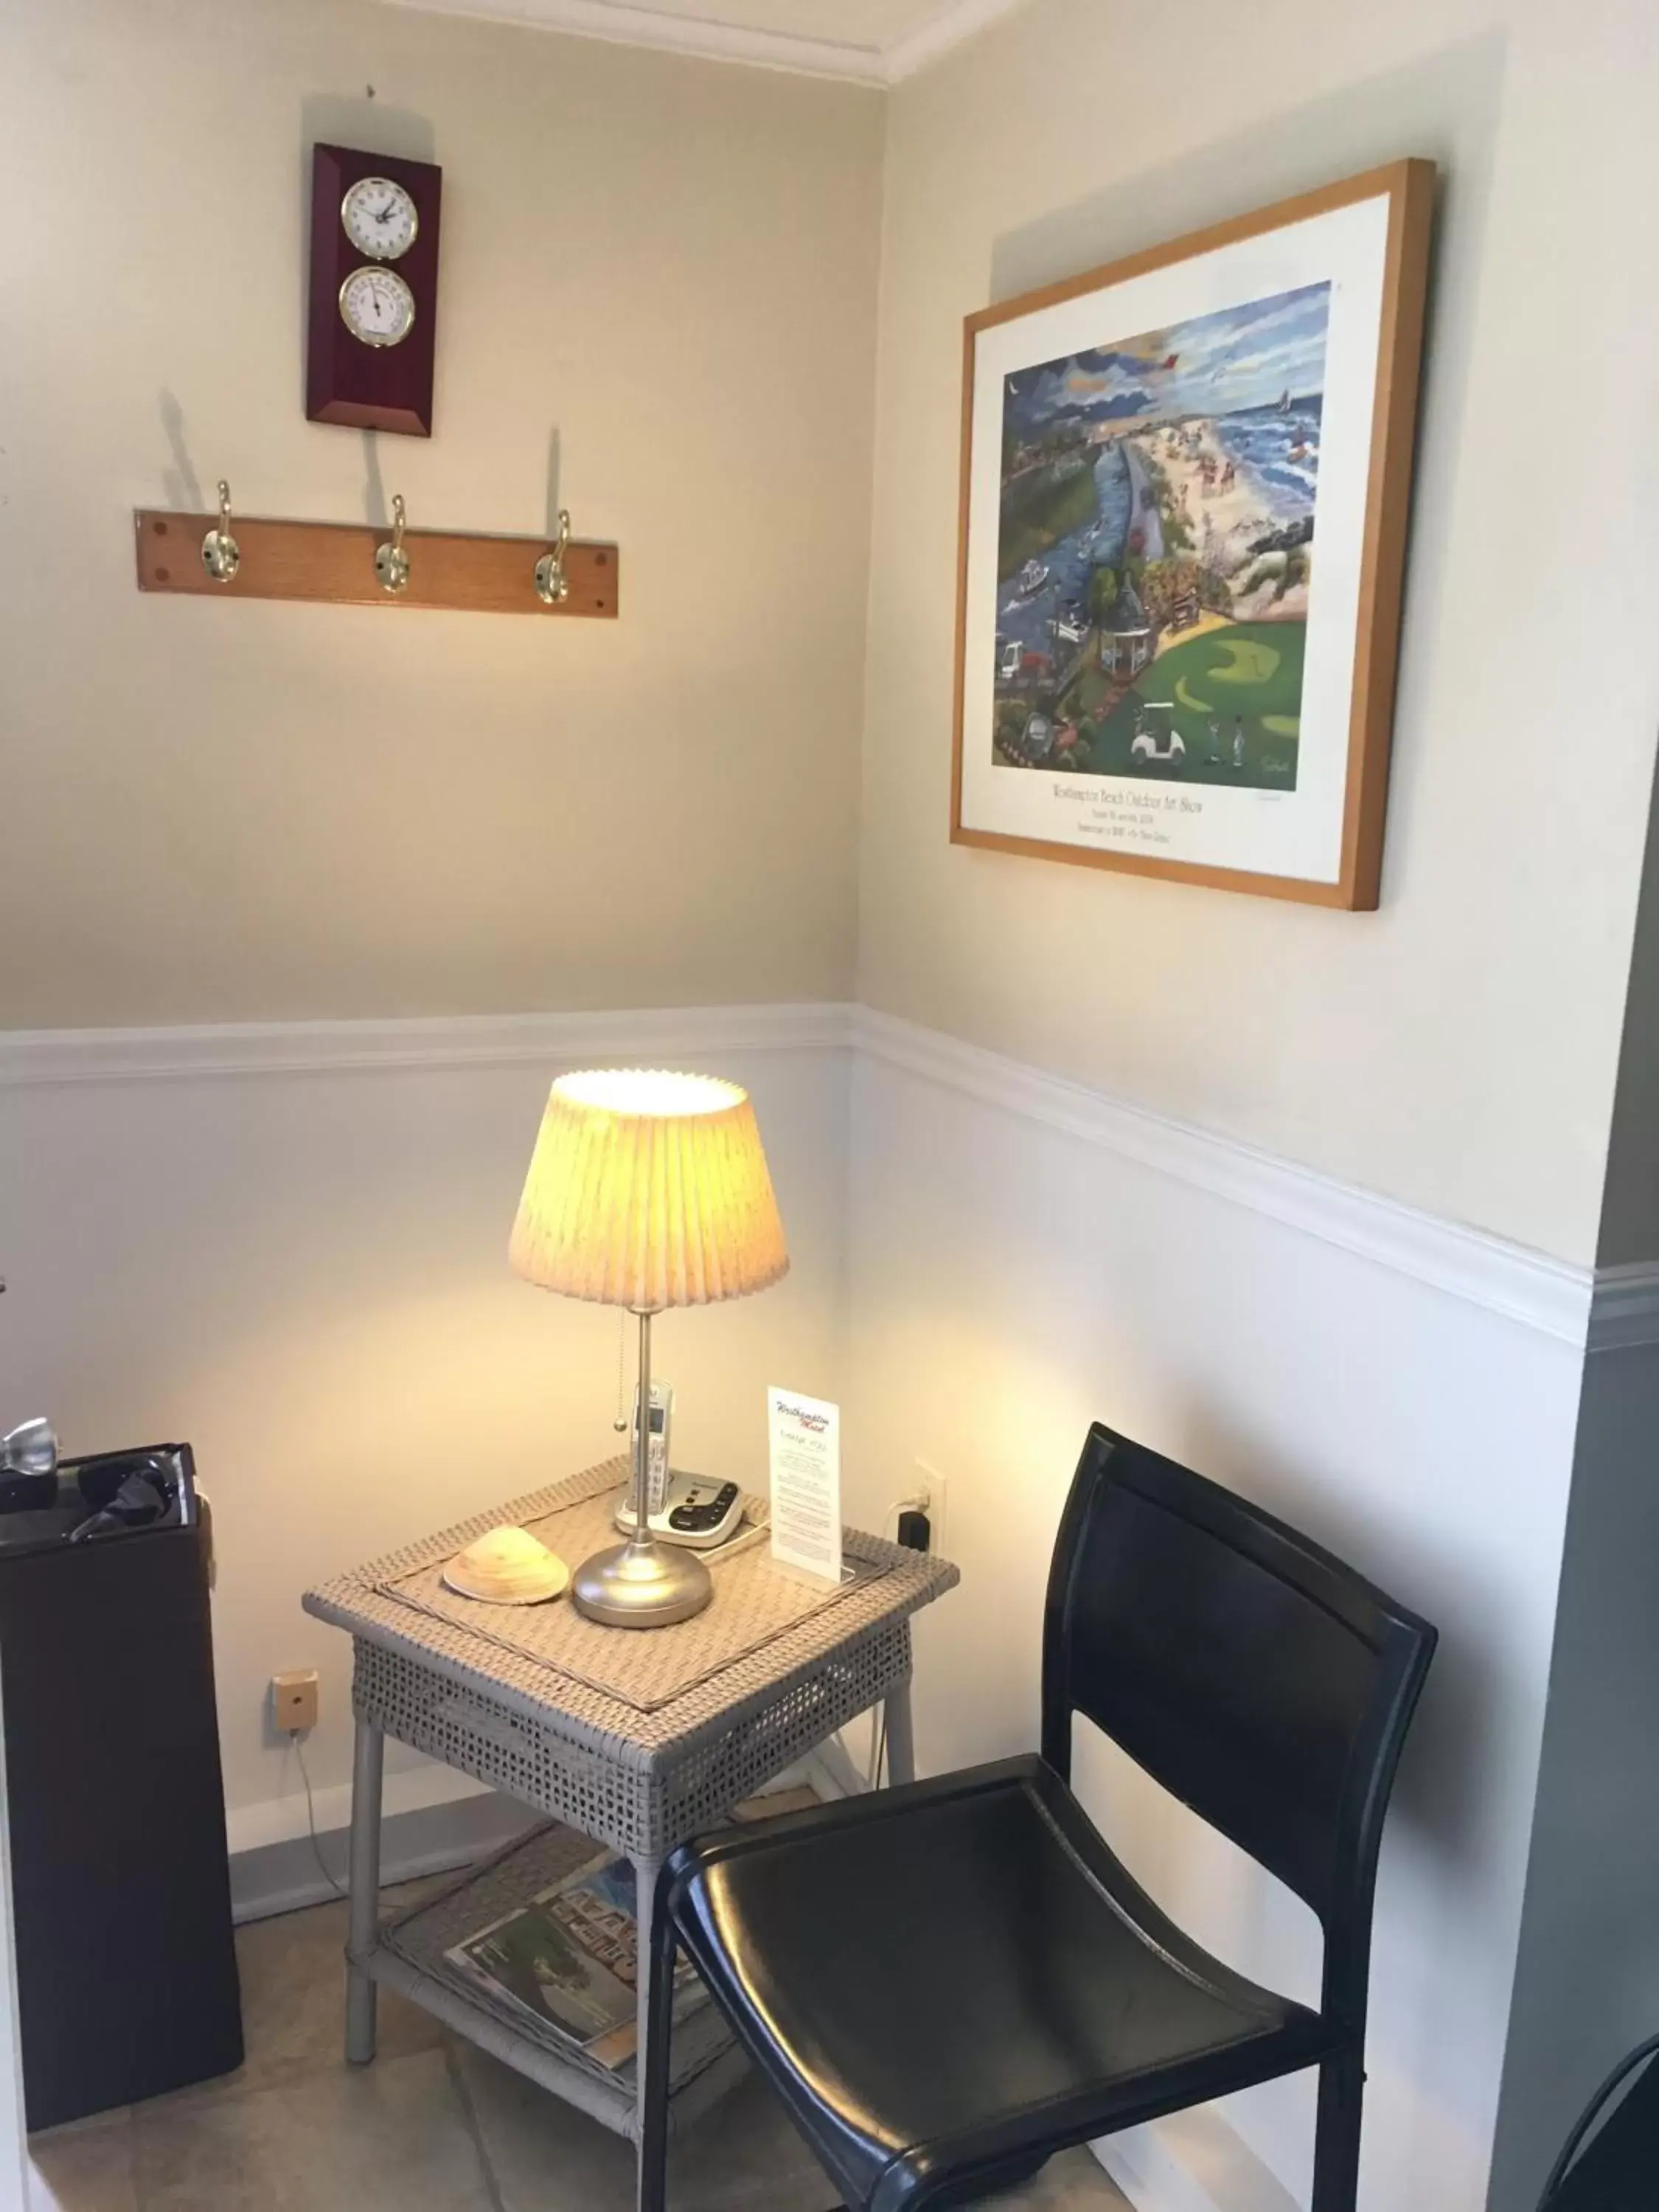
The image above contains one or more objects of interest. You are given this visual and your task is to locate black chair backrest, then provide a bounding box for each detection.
[1042,1425,1435,2017]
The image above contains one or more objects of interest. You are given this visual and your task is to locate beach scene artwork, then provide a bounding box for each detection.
[991,281,1330,790]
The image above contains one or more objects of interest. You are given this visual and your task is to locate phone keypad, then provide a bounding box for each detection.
[668,1481,740,1534]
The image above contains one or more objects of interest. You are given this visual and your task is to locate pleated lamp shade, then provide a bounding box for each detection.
[509,1070,790,1311]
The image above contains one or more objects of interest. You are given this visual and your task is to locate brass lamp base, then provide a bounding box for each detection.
[571,1304,714,1629]
[571,1535,713,1630]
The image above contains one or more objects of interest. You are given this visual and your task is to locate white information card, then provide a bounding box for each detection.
[766,1386,842,1587]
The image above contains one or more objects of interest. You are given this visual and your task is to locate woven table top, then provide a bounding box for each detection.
[304,1455,960,1766]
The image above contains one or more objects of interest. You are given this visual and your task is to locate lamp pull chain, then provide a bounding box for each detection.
[613,1309,628,1434]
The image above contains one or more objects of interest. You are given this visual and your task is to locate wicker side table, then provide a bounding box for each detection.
[303,1460,959,2208]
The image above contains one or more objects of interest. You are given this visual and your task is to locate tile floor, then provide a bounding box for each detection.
[27,1880,1132,2212]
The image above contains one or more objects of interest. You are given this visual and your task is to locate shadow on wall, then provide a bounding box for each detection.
[1181,1398,1495,1868]
[985,27,1506,908]
[1486,1343,1659,2211]
[158,391,203,512]
[1169,1392,1524,2210]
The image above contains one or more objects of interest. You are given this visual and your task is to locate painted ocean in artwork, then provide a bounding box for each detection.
[992,282,1330,790]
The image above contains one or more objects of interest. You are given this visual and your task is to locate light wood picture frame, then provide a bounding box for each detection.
[950,160,1435,908]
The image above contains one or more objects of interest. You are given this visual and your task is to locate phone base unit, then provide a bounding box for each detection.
[614,1474,744,1552]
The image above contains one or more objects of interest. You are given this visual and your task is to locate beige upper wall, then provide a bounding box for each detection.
[858,0,1659,1264]
[0,0,883,1026]
[9,0,1659,1265]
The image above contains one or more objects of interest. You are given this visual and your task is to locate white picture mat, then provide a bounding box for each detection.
[959,192,1391,884]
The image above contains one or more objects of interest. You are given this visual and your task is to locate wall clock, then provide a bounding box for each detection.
[306,144,442,437]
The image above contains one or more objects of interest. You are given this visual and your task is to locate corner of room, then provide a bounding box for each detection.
[4,4,1659,2211]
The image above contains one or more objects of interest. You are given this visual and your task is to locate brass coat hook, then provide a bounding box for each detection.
[201,481,240,584]
[535,509,572,606]
[375,494,411,595]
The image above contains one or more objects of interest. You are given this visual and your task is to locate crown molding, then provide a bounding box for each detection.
[884,0,1032,80]
[379,0,1034,85]
[381,0,887,81]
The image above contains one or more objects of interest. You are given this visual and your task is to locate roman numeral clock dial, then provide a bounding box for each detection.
[307,147,442,436]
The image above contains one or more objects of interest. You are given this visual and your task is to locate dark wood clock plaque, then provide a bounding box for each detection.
[306,143,442,437]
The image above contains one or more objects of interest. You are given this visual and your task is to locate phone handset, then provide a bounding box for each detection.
[631,1382,674,1517]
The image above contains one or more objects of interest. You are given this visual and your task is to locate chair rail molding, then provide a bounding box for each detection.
[0,1002,855,1090]
[852,1006,1597,1347]
[1585,1261,1659,1354]
[0,998,1619,1346]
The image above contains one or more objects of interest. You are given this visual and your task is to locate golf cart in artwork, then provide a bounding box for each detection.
[1130,700,1185,768]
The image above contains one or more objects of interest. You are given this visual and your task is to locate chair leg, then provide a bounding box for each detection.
[1311,2051,1365,2212]
[637,1895,679,2212]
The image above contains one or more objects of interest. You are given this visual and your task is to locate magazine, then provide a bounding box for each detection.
[445,1851,707,2070]
[731,1783,819,1823]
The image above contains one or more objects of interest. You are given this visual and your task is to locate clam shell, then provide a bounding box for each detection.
[442,1523,568,1606]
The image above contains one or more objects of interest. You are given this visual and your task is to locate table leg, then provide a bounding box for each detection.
[345,1717,384,2065]
[884,1678,917,1787]
[632,1852,662,2211]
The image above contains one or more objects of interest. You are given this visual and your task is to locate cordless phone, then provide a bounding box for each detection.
[631,1382,673,1516]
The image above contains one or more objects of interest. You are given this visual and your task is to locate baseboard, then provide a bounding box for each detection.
[226,1755,507,1859]
[228,1747,858,1924]
[229,1784,538,1924]
[1094,2110,1300,2212]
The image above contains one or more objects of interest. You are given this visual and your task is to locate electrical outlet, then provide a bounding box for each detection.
[913,1459,948,1558]
[271,1669,319,1734]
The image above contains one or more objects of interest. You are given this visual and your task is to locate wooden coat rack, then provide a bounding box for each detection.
[133,489,618,619]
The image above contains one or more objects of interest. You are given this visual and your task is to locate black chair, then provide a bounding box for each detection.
[641,1423,1436,2212]
[1538,2034,1659,2210]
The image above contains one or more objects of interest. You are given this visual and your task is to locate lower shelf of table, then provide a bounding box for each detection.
[366,1820,749,2143]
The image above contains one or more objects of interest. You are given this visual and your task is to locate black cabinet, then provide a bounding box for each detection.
[0,1444,243,2129]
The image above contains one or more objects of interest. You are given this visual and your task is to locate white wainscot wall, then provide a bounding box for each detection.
[0,1007,852,1848]
[844,1016,1590,2212]
[0,1000,1608,2212]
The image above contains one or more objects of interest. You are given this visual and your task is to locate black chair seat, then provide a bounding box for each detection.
[665,1754,1335,2211]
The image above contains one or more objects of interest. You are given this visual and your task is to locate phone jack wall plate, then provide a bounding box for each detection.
[272,1669,319,1734]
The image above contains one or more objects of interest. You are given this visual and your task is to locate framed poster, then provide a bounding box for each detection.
[951,160,1434,908]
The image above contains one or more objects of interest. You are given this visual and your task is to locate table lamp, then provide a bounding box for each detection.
[509,1069,789,1629]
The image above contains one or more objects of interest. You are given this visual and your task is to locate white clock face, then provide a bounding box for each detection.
[341,176,418,260]
[339,265,416,347]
